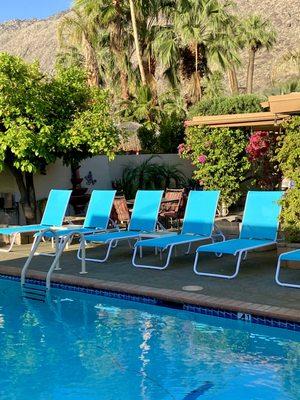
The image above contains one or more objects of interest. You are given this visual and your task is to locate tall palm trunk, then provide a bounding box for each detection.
[228,67,239,94]
[246,48,256,93]
[120,71,129,100]
[83,34,100,87]
[129,0,147,86]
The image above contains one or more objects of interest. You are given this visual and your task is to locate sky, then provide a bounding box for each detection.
[0,0,72,23]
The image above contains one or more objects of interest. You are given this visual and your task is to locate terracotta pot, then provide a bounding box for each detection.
[277,242,300,269]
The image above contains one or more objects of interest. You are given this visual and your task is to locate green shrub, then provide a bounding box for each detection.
[188,94,265,118]
[158,114,185,153]
[137,123,158,153]
[276,116,300,242]
[181,126,251,211]
[114,156,186,199]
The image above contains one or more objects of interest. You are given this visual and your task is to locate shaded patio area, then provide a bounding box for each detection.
[0,240,299,322]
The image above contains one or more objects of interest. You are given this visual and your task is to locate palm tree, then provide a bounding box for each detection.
[153,0,238,103]
[74,0,133,99]
[58,8,101,87]
[239,15,277,93]
[128,0,176,97]
[129,0,147,86]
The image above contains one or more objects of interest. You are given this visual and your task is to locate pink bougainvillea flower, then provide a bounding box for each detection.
[197,154,207,164]
[177,143,185,155]
[246,131,270,160]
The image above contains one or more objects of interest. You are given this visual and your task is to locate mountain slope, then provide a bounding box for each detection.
[0,2,299,90]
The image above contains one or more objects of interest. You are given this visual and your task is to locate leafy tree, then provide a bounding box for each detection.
[158,115,185,153]
[74,0,132,100]
[58,8,101,87]
[180,126,251,213]
[0,53,119,223]
[153,0,239,103]
[239,15,277,93]
[276,117,300,242]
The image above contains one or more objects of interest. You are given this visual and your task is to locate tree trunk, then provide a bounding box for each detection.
[246,48,256,94]
[83,34,100,87]
[129,0,147,86]
[8,166,37,224]
[120,70,129,100]
[228,67,239,94]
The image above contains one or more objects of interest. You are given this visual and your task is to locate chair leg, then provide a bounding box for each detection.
[185,242,192,255]
[275,256,300,288]
[0,233,18,253]
[193,251,244,279]
[54,237,61,270]
[132,245,174,270]
[79,236,87,274]
[77,240,114,264]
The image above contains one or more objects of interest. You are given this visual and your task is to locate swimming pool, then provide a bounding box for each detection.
[0,278,299,400]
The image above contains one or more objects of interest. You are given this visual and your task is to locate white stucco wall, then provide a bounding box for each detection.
[0,154,194,201]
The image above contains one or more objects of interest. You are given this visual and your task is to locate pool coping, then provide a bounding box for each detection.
[0,265,299,331]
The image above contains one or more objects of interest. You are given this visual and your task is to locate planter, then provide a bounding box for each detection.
[0,231,34,246]
[277,242,300,269]
[71,177,83,187]
[71,187,88,196]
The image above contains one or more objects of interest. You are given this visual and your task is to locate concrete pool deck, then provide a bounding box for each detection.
[0,241,299,322]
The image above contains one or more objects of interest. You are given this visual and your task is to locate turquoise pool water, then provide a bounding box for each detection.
[0,279,299,400]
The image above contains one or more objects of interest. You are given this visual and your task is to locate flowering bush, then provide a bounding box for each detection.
[276,117,300,242]
[246,131,270,160]
[180,126,251,211]
[246,131,281,190]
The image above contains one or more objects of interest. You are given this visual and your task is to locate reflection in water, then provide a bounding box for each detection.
[0,279,299,400]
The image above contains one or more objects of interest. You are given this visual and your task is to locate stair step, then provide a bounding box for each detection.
[23,294,45,302]
[22,284,47,292]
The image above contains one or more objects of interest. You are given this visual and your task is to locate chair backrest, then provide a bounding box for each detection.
[160,188,184,213]
[41,190,72,226]
[129,190,163,232]
[181,190,220,236]
[240,191,283,241]
[84,190,116,229]
[111,196,130,224]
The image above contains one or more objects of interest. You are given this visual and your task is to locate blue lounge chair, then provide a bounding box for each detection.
[21,190,116,287]
[77,190,164,264]
[0,189,71,252]
[275,250,300,288]
[40,189,117,241]
[193,191,283,279]
[132,190,223,270]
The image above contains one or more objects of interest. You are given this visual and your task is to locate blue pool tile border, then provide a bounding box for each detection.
[1,273,299,332]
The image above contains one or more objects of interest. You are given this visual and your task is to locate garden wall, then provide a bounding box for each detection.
[0,154,194,223]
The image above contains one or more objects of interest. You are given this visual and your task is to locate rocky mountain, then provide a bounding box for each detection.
[0,1,299,91]
[0,13,64,73]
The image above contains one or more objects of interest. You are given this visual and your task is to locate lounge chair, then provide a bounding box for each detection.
[275,250,300,288]
[77,190,164,264]
[27,189,116,257]
[21,190,116,285]
[193,191,283,279]
[132,190,223,270]
[0,189,71,252]
[159,188,185,228]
